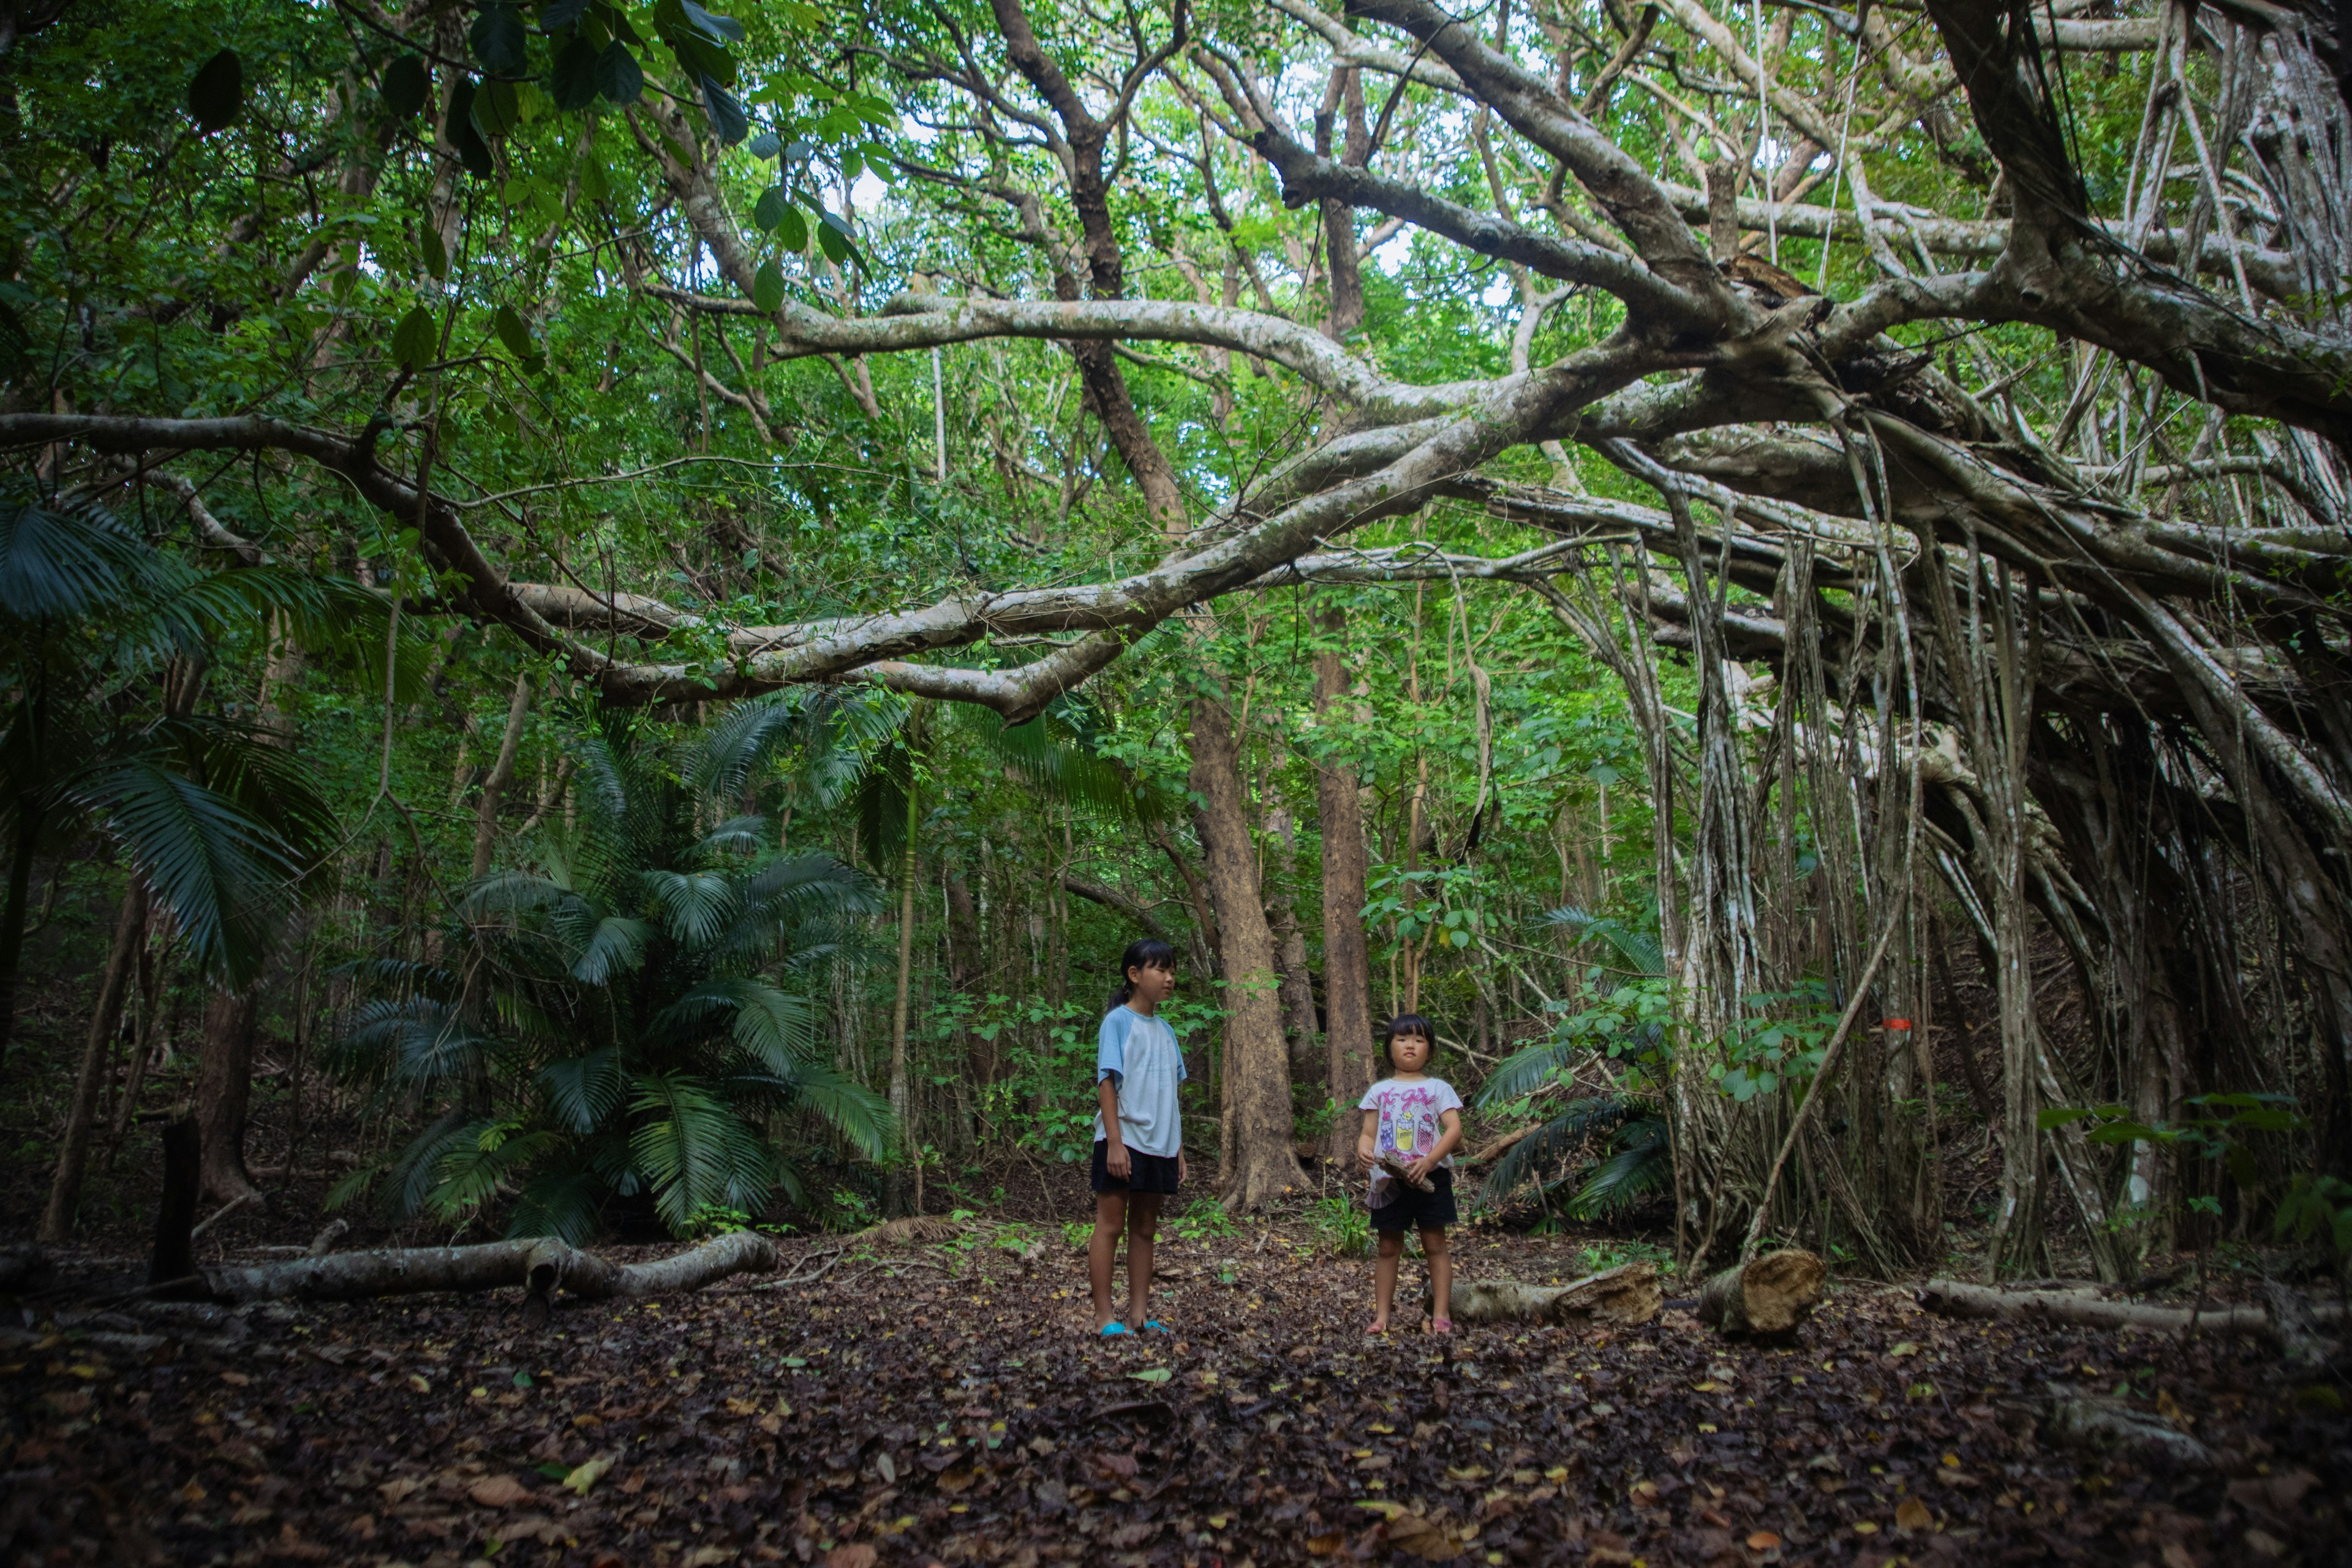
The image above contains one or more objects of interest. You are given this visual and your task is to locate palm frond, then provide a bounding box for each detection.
[383,1109,486,1221]
[540,1046,627,1133]
[0,500,160,618]
[570,915,654,985]
[1540,905,1668,976]
[1568,1119,1672,1216]
[1475,1038,1583,1107]
[505,1164,607,1243]
[74,761,298,987]
[423,1122,562,1222]
[644,869,739,949]
[335,997,494,1092]
[959,698,1150,820]
[1479,1096,1645,1207]
[757,1061,895,1161]
[627,1073,776,1234]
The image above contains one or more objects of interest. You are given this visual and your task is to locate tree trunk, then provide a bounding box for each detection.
[39,879,148,1242]
[1314,603,1374,1166]
[149,1115,200,1291]
[107,925,173,1165]
[886,743,920,1216]
[1189,692,1296,1207]
[0,804,42,1061]
[470,672,534,878]
[944,865,986,1139]
[196,985,263,1204]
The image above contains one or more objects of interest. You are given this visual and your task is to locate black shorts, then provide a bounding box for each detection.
[1091,1139,1182,1196]
[1370,1167,1457,1233]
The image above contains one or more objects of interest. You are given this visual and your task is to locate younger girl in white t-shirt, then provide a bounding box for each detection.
[1355,1013,1463,1334]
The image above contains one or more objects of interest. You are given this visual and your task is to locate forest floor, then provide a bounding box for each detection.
[6,1211,2348,1568]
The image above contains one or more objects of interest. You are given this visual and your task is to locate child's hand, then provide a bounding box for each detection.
[1407,1153,1440,1186]
[1357,1144,1377,1173]
[1177,1150,1188,1185]
[1105,1142,1131,1180]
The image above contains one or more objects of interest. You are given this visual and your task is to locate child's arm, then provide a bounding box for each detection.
[1098,1075,1129,1178]
[1408,1108,1464,1183]
[1356,1109,1381,1170]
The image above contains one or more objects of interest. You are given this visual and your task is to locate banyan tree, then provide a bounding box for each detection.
[4,0,2348,1273]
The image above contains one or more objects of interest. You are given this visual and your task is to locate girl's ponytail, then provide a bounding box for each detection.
[1109,937,1178,1010]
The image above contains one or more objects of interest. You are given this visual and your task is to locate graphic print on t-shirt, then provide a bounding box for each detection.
[1359,1076,1463,1204]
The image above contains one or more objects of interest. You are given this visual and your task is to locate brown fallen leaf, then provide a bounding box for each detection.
[824,1547,878,1568]
[1305,1531,1346,1556]
[1746,1531,1782,1550]
[376,1477,420,1506]
[937,1466,976,1493]
[1384,1510,1461,1561]
[468,1474,531,1507]
[1896,1496,1933,1532]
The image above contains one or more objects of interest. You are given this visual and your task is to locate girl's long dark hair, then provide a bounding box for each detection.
[1381,1013,1436,1069]
[1109,938,1178,1010]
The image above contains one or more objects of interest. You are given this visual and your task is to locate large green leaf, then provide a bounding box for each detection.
[0,503,156,619]
[628,1074,774,1234]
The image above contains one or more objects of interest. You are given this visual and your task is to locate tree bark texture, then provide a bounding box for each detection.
[1916,1278,2342,1344]
[1440,1262,1663,1325]
[1696,1248,1827,1334]
[1189,692,1297,1207]
[205,1230,778,1304]
[196,985,263,1204]
[39,879,148,1242]
[1314,603,1374,1165]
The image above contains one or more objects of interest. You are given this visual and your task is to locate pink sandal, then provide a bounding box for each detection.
[1428,1317,1453,1335]
[1366,1320,1389,1335]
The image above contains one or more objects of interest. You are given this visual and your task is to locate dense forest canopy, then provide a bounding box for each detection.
[4,0,2351,1287]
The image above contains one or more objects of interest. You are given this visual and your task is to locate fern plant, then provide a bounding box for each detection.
[333,712,893,1241]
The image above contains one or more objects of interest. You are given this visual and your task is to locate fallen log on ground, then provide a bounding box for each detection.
[1461,1125,1536,1166]
[1438,1261,1661,1326]
[2043,1392,2214,1465]
[205,1231,777,1321]
[1916,1278,2343,1344]
[1697,1249,1826,1335]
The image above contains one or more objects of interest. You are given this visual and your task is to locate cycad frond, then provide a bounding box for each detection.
[644,869,740,949]
[1568,1118,1672,1216]
[1480,1096,1645,1206]
[540,1047,627,1134]
[757,1060,895,1161]
[628,1074,776,1234]
[0,500,159,618]
[1476,1038,1583,1107]
[75,761,298,987]
[571,915,654,986]
[1540,906,1668,976]
[505,1164,607,1243]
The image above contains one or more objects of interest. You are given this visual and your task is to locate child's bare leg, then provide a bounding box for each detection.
[1422,1227,1453,1330]
[1089,1193,1128,1330]
[1372,1231,1406,1329]
[1123,1192,1163,1326]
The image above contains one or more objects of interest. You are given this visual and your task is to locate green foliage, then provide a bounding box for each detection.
[333,715,894,1239]
[1307,1196,1371,1258]
[1167,1199,1239,1242]
[2273,1174,2352,1262]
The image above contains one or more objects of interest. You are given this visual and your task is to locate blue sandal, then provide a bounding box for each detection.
[1098,1321,1133,1337]
[1137,1320,1172,1333]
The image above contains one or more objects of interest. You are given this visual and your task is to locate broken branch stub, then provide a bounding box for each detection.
[206,1231,778,1310]
[1696,1248,1826,1335]
[1439,1261,1663,1326]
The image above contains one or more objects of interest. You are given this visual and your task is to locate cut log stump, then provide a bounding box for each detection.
[1436,1261,1662,1327]
[1696,1249,1825,1335]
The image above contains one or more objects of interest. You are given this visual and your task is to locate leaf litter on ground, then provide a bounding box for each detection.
[3,1221,2345,1566]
